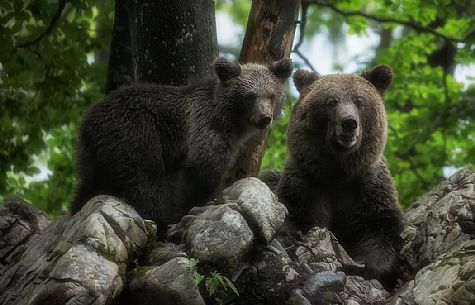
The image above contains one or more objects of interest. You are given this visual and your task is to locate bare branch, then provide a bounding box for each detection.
[303,0,474,43]
[293,49,316,72]
[18,0,67,48]
[293,2,309,51]
[291,3,316,72]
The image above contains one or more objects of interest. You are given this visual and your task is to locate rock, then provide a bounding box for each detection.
[0,196,149,305]
[303,271,346,294]
[302,271,347,303]
[168,177,287,269]
[294,227,365,275]
[400,166,475,278]
[233,238,303,305]
[124,257,205,305]
[389,167,475,305]
[0,197,51,267]
[219,177,288,243]
[1,168,475,305]
[146,242,187,266]
[389,239,475,305]
[339,276,389,305]
[171,203,254,269]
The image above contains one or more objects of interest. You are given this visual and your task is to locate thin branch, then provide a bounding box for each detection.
[293,2,309,51]
[291,2,316,72]
[293,49,316,72]
[18,0,67,48]
[303,0,474,43]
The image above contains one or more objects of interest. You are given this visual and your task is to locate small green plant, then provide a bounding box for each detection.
[186,258,239,302]
[205,271,239,297]
[187,258,205,287]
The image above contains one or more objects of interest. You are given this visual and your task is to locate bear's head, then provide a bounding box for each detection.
[289,65,393,174]
[213,58,293,130]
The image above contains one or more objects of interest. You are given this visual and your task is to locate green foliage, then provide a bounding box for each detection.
[205,271,239,298]
[215,0,250,28]
[1,0,474,214]
[187,258,206,287]
[187,258,239,304]
[0,0,113,213]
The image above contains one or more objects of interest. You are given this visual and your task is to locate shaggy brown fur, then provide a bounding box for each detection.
[71,58,293,235]
[273,65,403,290]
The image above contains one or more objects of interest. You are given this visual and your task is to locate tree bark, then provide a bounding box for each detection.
[105,0,135,93]
[224,0,300,186]
[128,0,218,85]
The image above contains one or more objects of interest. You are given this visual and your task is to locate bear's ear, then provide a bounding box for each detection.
[214,58,241,82]
[270,58,293,82]
[361,64,393,94]
[293,69,319,95]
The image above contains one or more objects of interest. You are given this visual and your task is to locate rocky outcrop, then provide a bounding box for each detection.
[0,169,474,305]
[389,167,475,305]
[0,196,149,305]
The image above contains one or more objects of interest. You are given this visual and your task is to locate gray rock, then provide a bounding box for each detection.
[0,196,149,305]
[390,167,475,305]
[400,167,475,278]
[390,239,475,305]
[220,177,288,243]
[181,203,254,268]
[302,271,347,304]
[168,177,287,268]
[1,168,474,305]
[303,271,347,294]
[125,257,205,305]
[0,197,51,267]
[295,227,365,274]
[339,276,389,305]
[146,242,187,266]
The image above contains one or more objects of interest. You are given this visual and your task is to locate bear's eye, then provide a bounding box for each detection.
[355,98,367,109]
[326,98,338,107]
[244,93,256,103]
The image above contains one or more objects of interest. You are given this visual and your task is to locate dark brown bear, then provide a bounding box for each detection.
[274,65,403,290]
[71,58,293,236]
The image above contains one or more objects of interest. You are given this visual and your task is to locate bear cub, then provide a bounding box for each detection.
[272,65,403,290]
[71,58,293,235]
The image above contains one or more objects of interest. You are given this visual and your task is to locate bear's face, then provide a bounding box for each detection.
[290,65,393,160]
[214,58,293,130]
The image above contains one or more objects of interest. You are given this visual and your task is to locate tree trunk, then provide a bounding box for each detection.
[127,0,218,85]
[224,0,300,186]
[105,0,134,94]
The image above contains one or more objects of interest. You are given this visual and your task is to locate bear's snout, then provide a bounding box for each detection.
[251,98,273,129]
[341,115,357,131]
[336,104,360,149]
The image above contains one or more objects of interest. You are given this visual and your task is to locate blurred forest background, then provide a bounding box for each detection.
[1,0,474,215]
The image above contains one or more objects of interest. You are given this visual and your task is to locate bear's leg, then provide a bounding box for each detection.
[70,180,96,214]
[182,136,232,208]
[277,168,332,232]
[347,225,402,290]
[124,176,185,236]
[349,164,404,290]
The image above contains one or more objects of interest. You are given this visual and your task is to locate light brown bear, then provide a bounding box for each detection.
[271,65,404,290]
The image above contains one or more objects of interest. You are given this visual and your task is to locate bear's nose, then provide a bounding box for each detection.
[259,115,272,126]
[342,116,357,131]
